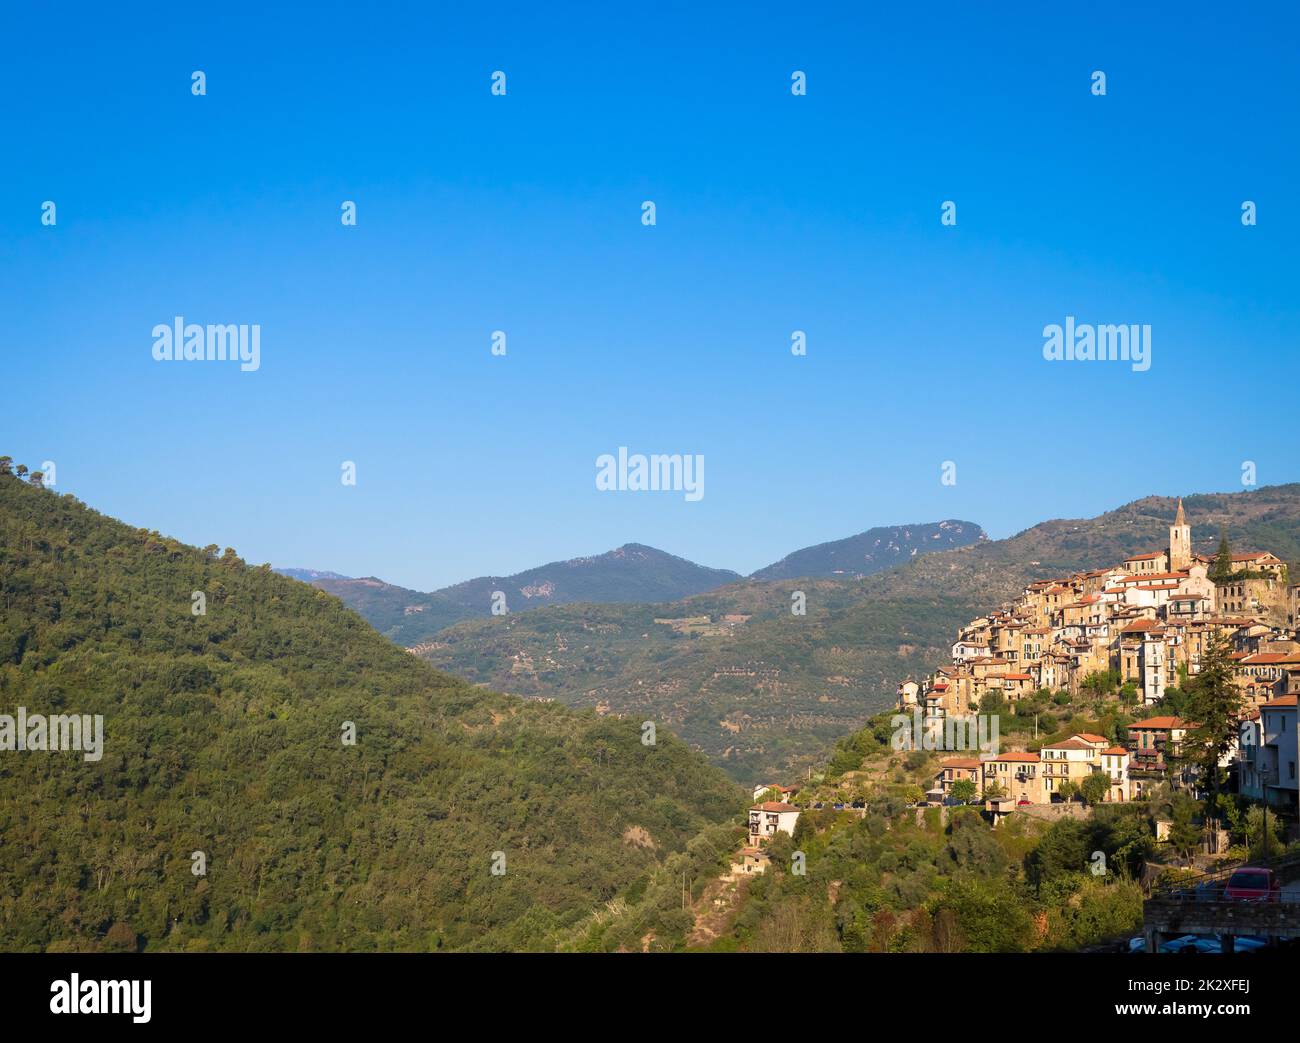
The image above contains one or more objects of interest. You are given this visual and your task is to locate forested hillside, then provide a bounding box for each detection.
[0,471,742,952]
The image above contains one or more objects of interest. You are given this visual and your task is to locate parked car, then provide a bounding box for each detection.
[1224,867,1281,902]
[1160,934,1221,954]
[1169,878,1226,902]
[1017,799,1032,806]
[1129,933,1266,955]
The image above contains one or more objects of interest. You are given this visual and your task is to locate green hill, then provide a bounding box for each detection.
[0,470,742,952]
[418,487,1300,783]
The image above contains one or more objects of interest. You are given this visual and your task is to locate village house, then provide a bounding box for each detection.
[1127,716,1190,797]
[1039,737,1102,800]
[731,847,772,876]
[980,751,1040,803]
[747,802,800,846]
[934,756,981,797]
[1101,746,1131,801]
[1255,694,1297,813]
[751,783,800,803]
[1233,651,1300,708]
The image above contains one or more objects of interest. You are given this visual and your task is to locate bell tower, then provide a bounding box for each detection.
[1169,498,1191,571]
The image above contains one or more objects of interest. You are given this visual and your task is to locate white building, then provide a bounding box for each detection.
[1257,695,1297,812]
[747,802,800,846]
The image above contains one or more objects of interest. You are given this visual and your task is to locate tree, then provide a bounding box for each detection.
[15,464,27,479]
[1179,633,1238,812]
[1080,772,1111,806]
[1243,805,1283,861]
[1080,670,1119,697]
[949,778,977,804]
[104,921,139,952]
[0,456,12,476]
[28,471,44,489]
[1057,780,1078,804]
[1166,794,1202,863]
[981,779,1006,800]
[1210,532,1233,582]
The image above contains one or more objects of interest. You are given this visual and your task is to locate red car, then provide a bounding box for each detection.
[1223,867,1281,902]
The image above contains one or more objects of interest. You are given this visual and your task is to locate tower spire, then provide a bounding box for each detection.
[1169,498,1191,571]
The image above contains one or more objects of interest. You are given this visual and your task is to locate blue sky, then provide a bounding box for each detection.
[3,2,1298,590]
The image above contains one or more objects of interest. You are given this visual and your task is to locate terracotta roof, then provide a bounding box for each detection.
[1262,695,1297,709]
[1129,716,1186,730]
[1124,551,1165,561]
[1122,619,1162,633]
[751,802,800,813]
[1073,733,1108,743]
[1041,739,1093,751]
[940,758,981,769]
[982,751,1040,763]
[1102,746,1129,757]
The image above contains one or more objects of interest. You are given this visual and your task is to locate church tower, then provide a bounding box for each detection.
[1169,498,1192,571]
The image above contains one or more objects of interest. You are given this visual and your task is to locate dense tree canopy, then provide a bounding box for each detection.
[0,472,742,951]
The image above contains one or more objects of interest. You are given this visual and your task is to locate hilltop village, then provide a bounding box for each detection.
[742,502,1299,863]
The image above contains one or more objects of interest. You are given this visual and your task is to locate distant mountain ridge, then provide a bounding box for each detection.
[438,542,742,613]
[750,520,985,581]
[277,543,743,647]
[276,567,350,582]
[279,522,982,645]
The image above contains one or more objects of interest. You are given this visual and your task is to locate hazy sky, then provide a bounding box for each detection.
[4,2,1298,589]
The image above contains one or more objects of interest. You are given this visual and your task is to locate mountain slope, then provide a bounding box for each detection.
[438,542,742,612]
[750,520,985,581]
[418,487,1300,781]
[287,543,742,647]
[304,575,477,646]
[275,567,350,582]
[0,473,742,952]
